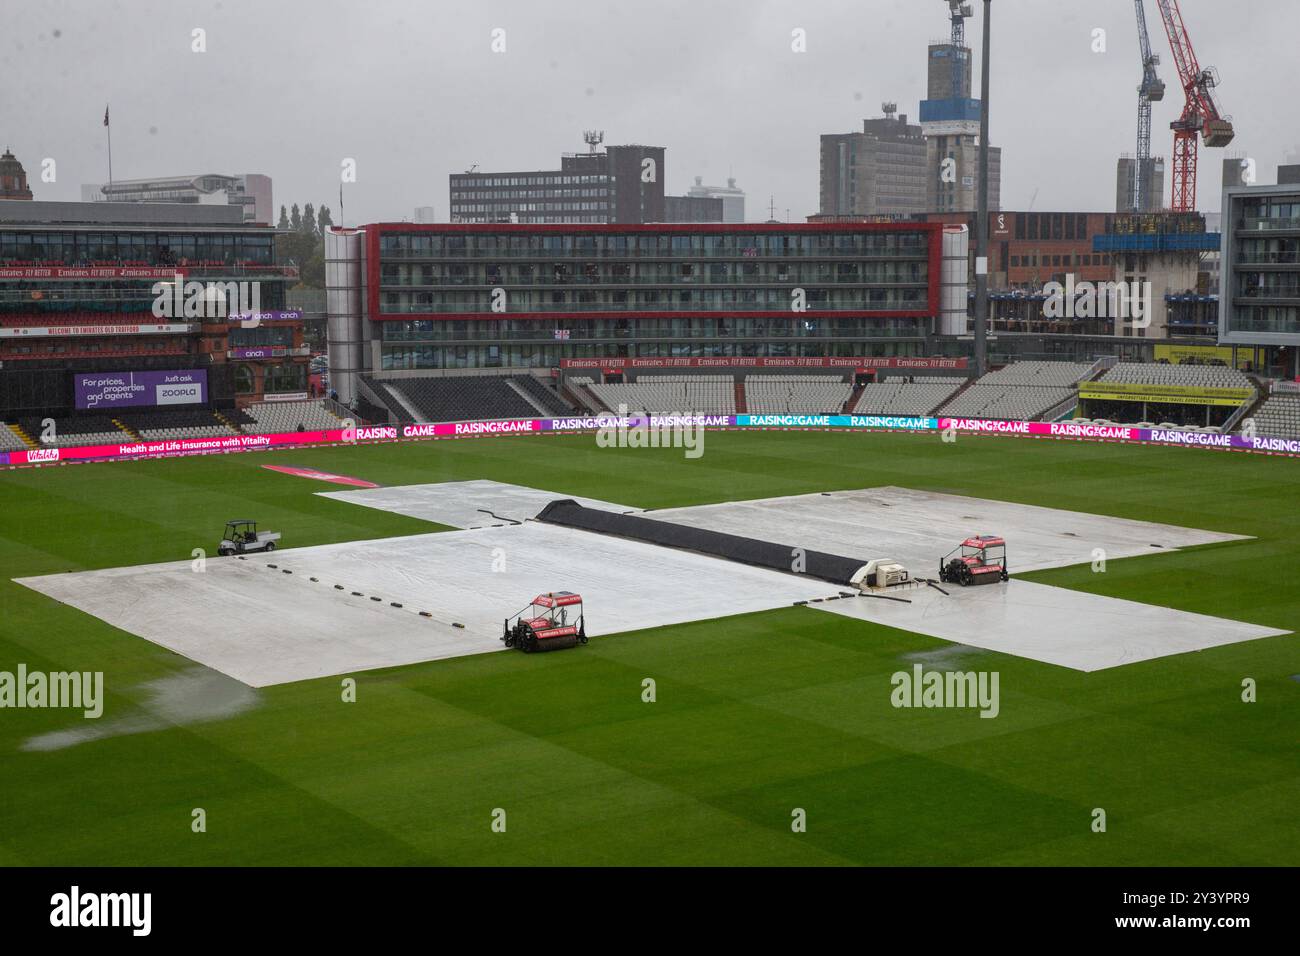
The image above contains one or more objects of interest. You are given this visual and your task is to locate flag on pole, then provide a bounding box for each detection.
[103,105,109,127]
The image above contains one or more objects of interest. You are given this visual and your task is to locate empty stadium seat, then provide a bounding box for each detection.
[118,409,238,441]
[378,376,542,423]
[1245,393,1300,440]
[853,379,964,416]
[0,423,29,452]
[591,375,736,415]
[1100,362,1254,389]
[19,415,132,448]
[937,361,1093,421]
[510,375,572,416]
[743,375,852,415]
[240,400,344,433]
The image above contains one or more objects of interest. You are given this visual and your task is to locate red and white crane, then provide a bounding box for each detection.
[1152,0,1234,211]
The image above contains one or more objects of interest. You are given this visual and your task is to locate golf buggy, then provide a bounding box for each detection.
[938,535,1009,587]
[503,592,587,653]
[217,520,281,557]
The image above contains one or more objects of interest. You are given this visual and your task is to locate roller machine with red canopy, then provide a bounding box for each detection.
[502,591,588,652]
[938,535,1010,587]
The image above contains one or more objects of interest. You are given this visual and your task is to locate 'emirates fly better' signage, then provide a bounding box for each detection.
[0,266,184,280]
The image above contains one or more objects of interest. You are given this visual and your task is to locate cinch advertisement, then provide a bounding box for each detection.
[74,369,209,410]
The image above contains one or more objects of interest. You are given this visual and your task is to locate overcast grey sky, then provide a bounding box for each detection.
[3,0,1296,223]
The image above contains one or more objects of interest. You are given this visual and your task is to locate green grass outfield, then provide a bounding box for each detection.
[0,429,1296,866]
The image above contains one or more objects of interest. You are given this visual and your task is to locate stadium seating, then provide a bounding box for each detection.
[240,400,343,434]
[977,361,1095,387]
[563,377,607,414]
[939,385,1075,421]
[937,362,1093,421]
[19,415,131,448]
[744,375,853,415]
[0,423,29,452]
[590,376,736,415]
[881,376,968,385]
[379,376,542,423]
[120,410,238,441]
[1246,393,1300,439]
[1100,362,1254,389]
[853,379,964,416]
[510,375,572,416]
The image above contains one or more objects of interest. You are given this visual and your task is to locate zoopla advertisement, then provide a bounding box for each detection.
[74,369,209,411]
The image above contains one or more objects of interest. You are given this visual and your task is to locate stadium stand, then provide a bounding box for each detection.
[564,376,608,414]
[0,423,29,452]
[589,376,736,415]
[881,376,968,384]
[240,400,344,434]
[509,375,572,416]
[937,362,1093,421]
[744,375,854,415]
[19,415,131,447]
[853,379,964,416]
[1099,362,1254,389]
[977,361,1095,387]
[1245,393,1300,439]
[380,376,541,423]
[358,375,411,423]
[120,410,238,441]
[939,385,1073,421]
[1087,364,1256,429]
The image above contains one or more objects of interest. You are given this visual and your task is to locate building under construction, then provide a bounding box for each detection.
[920,2,1002,213]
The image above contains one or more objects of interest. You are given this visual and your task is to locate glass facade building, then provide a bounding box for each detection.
[345,222,941,373]
[0,202,303,416]
[449,146,666,225]
[1220,183,1300,372]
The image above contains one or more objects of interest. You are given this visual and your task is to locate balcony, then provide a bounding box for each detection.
[1240,217,1300,232]
[1236,250,1300,265]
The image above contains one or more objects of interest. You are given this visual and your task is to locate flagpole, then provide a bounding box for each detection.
[105,104,113,188]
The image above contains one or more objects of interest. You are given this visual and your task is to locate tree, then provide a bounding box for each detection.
[275,200,336,289]
[277,205,289,230]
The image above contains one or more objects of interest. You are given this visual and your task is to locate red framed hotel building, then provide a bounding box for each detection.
[325,221,943,402]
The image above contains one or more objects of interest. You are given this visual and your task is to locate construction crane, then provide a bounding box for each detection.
[945,1,973,97]
[1131,0,1165,212]
[1153,0,1233,211]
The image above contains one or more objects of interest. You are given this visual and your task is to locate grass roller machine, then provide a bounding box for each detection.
[502,591,588,653]
[938,535,1010,587]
